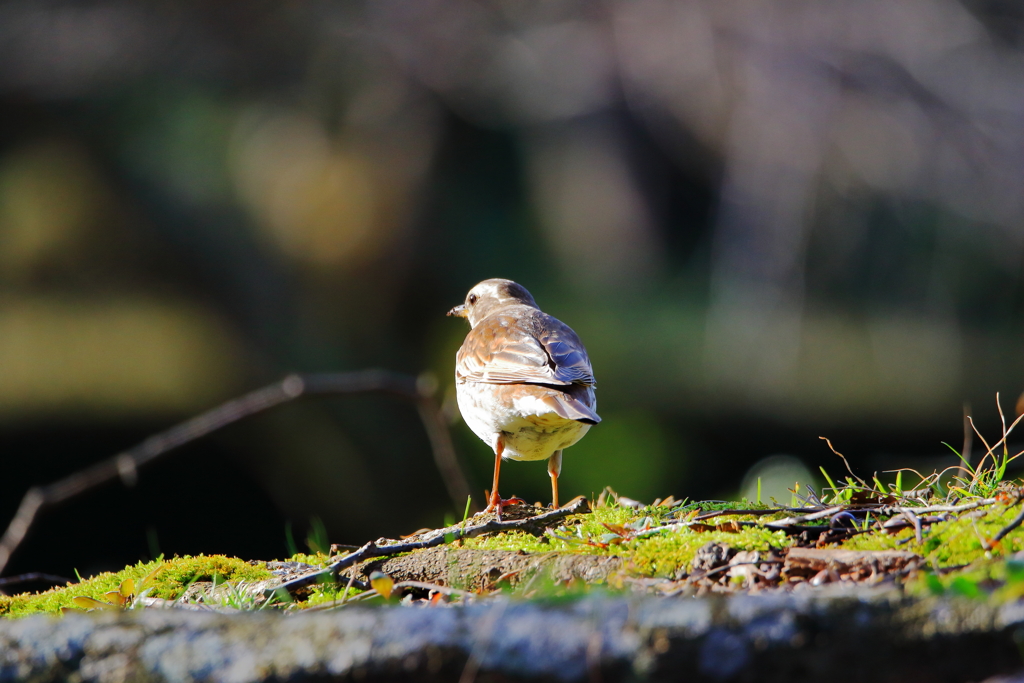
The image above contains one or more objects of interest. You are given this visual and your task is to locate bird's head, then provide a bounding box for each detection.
[447,278,539,328]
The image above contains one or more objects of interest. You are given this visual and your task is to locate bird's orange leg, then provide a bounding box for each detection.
[484,436,505,516]
[547,450,562,509]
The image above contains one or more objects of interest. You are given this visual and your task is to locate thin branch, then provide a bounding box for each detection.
[819,437,867,486]
[692,508,822,522]
[0,490,46,580]
[992,504,1024,545]
[897,507,923,545]
[904,498,996,514]
[338,573,359,605]
[967,416,995,477]
[647,498,999,540]
[979,411,1024,472]
[960,402,973,480]
[642,504,884,538]
[273,497,591,598]
[0,572,74,590]
[0,370,472,578]
[414,395,473,512]
[997,392,1007,454]
[765,506,847,528]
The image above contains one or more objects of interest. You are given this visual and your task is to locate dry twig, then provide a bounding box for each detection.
[960,402,973,480]
[819,437,868,486]
[896,507,924,545]
[992,504,1024,546]
[0,572,73,590]
[0,370,472,577]
[692,508,820,522]
[904,499,997,514]
[764,506,847,528]
[274,497,590,598]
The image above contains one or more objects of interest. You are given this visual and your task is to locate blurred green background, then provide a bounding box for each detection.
[2,0,1023,580]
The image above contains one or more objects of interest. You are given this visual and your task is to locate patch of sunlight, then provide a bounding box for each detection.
[0,140,108,280]
[740,454,817,504]
[229,105,385,267]
[0,295,243,420]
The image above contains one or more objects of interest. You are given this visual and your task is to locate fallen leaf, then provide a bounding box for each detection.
[370,571,394,599]
[72,596,117,610]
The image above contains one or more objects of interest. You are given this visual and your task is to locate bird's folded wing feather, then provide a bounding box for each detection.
[456,313,596,386]
[541,391,601,424]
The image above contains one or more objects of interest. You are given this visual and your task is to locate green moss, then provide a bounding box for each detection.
[628,527,790,577]
[0,555,272,618]
[5,496,1022,616]
[467,530,561,554]
[840,502,1024,566]
[465,505,651,556]
[286,551,331,567]
[150,555,271,599]
[0,559,161,618]
[464,503,792,579]
[905,557,1024,603]
[299,579,365,609]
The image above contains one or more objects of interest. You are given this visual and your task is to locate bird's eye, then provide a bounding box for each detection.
[468,294,477,305]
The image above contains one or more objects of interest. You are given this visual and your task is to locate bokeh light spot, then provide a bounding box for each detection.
[740,454,817,505]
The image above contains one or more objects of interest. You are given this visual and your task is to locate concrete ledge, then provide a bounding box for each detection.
[2,590,1023,682]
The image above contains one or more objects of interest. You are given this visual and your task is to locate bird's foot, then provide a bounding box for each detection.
[483,493,526,522]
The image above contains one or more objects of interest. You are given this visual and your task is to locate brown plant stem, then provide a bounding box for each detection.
[274,496,590,598]
[0,370,472,578]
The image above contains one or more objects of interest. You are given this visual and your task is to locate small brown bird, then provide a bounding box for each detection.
[448,279,600,514]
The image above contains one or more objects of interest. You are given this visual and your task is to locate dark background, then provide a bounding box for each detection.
[2,0,1023,583]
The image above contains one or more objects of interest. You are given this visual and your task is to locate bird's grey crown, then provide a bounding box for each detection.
[463,278,538,327]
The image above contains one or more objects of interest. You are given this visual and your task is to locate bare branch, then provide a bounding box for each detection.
[960,402,973,480]
[764,506,847,528]
[896,507,923,545]
[692,508,822,522]
[819,437,867,486]
[274,496,591,598]
[967,416,995,477]
[992,504,1024,545]
[0,370,472,578]
[906,498,996,514]
[0,572,73,590]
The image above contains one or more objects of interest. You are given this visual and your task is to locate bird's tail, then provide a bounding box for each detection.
[543,392,601,425]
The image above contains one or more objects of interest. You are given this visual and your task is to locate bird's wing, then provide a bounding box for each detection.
[456,312,596,387]
[541,390,601,424]
[535,321,596,386]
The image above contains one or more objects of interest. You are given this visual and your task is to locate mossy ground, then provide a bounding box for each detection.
[5,494,1024,616]
[0,555,272,618]
[463,502,790,578]
[842,502,1024,564]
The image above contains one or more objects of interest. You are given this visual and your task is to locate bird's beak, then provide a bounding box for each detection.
[447,304,467,318]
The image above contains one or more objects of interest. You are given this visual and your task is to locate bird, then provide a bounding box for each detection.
[447,278,600,515]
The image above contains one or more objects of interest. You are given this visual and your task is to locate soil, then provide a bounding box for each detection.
[352,546,624,592]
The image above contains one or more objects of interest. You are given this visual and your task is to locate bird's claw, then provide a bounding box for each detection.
[483,496,527,522]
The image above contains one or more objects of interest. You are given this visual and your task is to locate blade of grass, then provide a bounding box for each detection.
[967,416,995,482]
[942,442,976,477]
[819,467,838,494]
[873,474,886,494]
